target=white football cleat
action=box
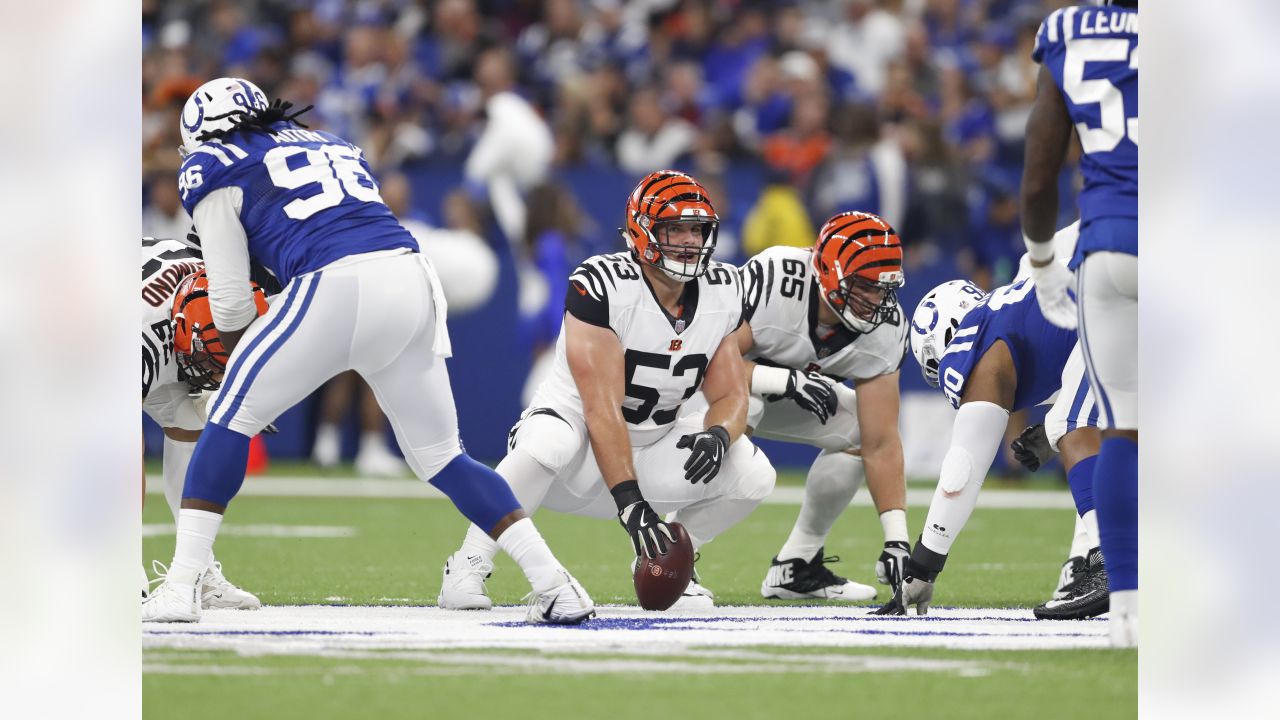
[142,568,205,623]
[761,549,878,601]
[201,560,262,610]
[140,565,150,600]
[525,569,595,625]
[669,574,715,610]
[438,552,494,610]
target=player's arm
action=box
[700,332,749,442]
[1019,64,1079,328]
[565,313,638,490]
[1020,65,1073,251]
[854,371,906,514]
[191,186,258,353]
[564,311,674,559]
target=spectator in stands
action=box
[808,103,908,229]
[616,85,698,175]
[142,173,191,241]
[464,46,555,246]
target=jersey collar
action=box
[807,277,860,359]
[641,268,700,335]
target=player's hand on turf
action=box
[875,541,911,587]
[873,574,935,616]
[617,499,676,559]
[1010,424,1053,472]
[766,369,838,424]
[1030,261,1078,329]
[676,425,730,484]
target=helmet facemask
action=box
[175,321,229,392]
[643,217,719,281]
[823,268,904,334]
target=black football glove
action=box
[676,425,731,484]
[765,369,838,424]
[1010,423,1054,472]
[611,480,675,559]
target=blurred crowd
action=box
[144,0,1083,292]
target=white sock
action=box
[1082,509,1100,551]
[1111,588,1138,617]
[879,508,908,545]
[459,523,500,564]
[1068,511,1091,558]
[359,430,386,456]
[168,509,223,586]
[777,451,864,561]
[161,436,197,523]
[495,518,563,594]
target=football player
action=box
[731,211,910,602]
[439,171,775,610]
[141,236,265,609]
[875,223,1109,619]
[1020,0,1138,646]
[143,78,592,625]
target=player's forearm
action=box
[1020,67,1073,247]
[704,392,747,443]
[582,406,639,489]
[862,437,906,513]
[194,187,259,332]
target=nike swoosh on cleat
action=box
[542,596,557,621]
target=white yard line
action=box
[145,475,1073,509]
[142,524,357,538]
[143,604,1108,655]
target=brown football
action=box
[633,522,695,611]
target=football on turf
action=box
[633,522,694,611]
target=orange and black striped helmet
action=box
[170,270,269,391]
[620,170,719,280]
[812,211,905,333]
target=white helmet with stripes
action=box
[909,279,985,388]
[180,77,269,155]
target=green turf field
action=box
[142,467,1135,719]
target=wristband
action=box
[751,364,792,396]
[708,425,730,449]
[609,479,644,512]
[1023,233,1055,263]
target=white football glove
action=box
[1029,260,1078,330]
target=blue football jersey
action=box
[936,278,1078,410]
[1033,5,1138,257]
[178,123,417,286]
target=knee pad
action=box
[938,445,974,495]
[508,408,582,473]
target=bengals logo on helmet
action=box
[619,170,720,281]
[812,211,905,334]
[170,270,269,391]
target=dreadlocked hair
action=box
[196,98,314,144]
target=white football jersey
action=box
[741,246,906,382]
[141,238,203,420]
[532,251,744,447]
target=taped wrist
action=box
[751,364,793,396]
[1023,233,1055,263]
[907,540,949,583]
[610,479,644,513]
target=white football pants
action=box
[205,250,463,480]
[1076,252,1138,431]
[500,401,777,548]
